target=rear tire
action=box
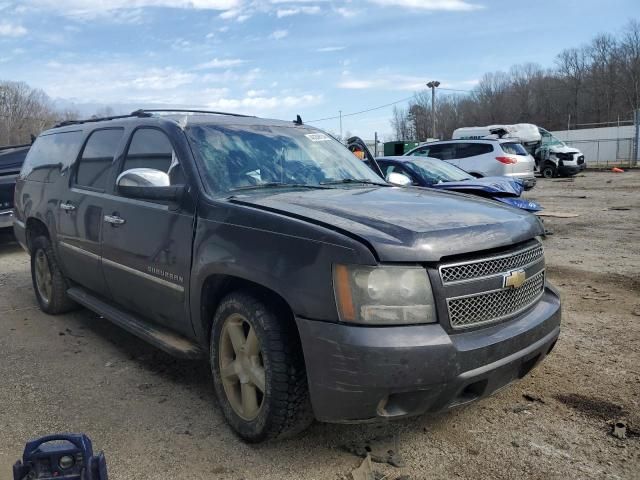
[541,164,557,179]
[210,292,313,442]
[30,236,76,314]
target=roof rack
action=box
[138,109,254,118]
[52,108,254,129]
[53,110,152,128]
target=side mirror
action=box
[386,172,412,186]
[116,168,184,202]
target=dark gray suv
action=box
[13,110,561,442]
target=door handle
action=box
[104,215,126,226]
[60,202,76,212]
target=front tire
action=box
[541,164,557,179]
[30,236,76,314]
[210,292,313,442]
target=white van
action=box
[452,124,586,178]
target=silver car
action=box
[405,139,536,189]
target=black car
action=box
[14,110,560,442]
[0,144,30,229]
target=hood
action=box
[549,144,580,154]
[430,176,524,197]
[229,186,543,262]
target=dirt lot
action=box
[0,170,638,480]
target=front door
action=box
[56,128,125,297]
[100,127,195,336]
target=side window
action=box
[122,128,183,184]
[410,147,431,157]
[75,129,123,190]
[434,144,456,160]
[456,143,493,159]
[381,162,417,184]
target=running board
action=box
[67,287,205,359]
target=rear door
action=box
[456,142,495,176]
[56,128,124,297]
[100,127,195,336]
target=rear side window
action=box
[501,142,528,156]
[455,143,493,159]
[21,131,83,183]
[430,144,457,160]
[122,128,174,173]
[75,129,123,190]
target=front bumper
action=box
[0,209,14,229]
[558,163,586,176]
[297,287,561,423]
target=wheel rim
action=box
[34,249,52,306]
[219,313,266,420]
[543,168,554,178]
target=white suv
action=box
[405,139,536,189]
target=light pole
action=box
[426,80,440,140]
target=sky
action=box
[0,0,638,139]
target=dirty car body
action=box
[14,112,560,437]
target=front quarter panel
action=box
[190,198,377,343]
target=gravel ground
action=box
[0,170,638,480]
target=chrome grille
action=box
[439,242,543,284]
[447,270,545,329]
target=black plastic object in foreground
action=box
[13,434,107,480]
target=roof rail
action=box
[53,110,152,128]
[138,108,254,118]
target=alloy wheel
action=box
[218,313,266,420]
[34,249,52,306]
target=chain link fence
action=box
[563,137,636,168]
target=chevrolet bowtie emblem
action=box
[503,269,527,289]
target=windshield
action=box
[539,128,566,147]
[407,157,474,184]
[186,124,384,194]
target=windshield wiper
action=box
[230,182,330,192]
[320,178,390,187]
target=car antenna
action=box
[293,115,303,125]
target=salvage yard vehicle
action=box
[0,144,30,229]
[452,124,586,179]
[14,110,561,442]
[347,137,541,212]
[405,138,537,189]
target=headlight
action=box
[333,264,436,325]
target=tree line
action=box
[391,19,640,141]
[0,81,116,146]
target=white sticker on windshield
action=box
[305,133,330,142]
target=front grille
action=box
[447,270,545,329]
[439,242,544,284]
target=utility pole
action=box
[339,110,343,141]
[426,81,440,140]
[374,131,378,156]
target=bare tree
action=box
[390,18,640,140]
[0,81,58,145]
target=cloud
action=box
[196,57,247,69]
[338,80,378,89]
[0,22,27,37]
[334,7,357,17]
[316,46,345,52]
[269,29,288,40]
[367,0,481,11]
[206,93,323,113]
[276,5,321,17]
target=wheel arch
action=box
[25,217,50,252]
[199,274,300,348]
